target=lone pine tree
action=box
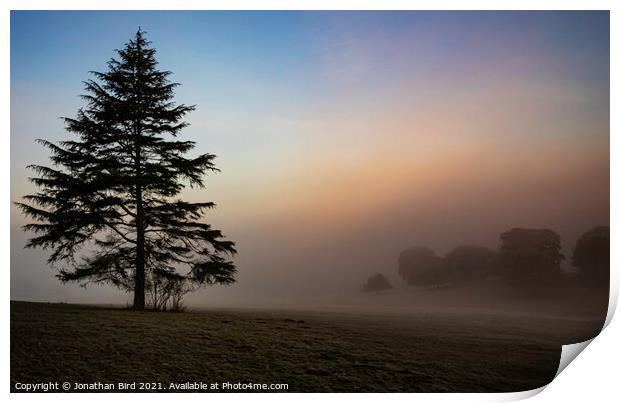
[17,29,237,310]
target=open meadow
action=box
[10,300,605,392]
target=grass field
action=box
[10,300,604,392]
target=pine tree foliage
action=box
[16,29,237,309]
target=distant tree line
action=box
[395,226,609,292]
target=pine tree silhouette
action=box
[16,29,237,310]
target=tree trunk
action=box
[133,112,145,310]
[133,186,146,310]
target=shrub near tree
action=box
[498,228,564,290]
[362,274,392,293]
[572,226,610,288]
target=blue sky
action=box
[11,11,609,106]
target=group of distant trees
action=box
[362,225,609,294]
[394,226,609,292]
[397,244,498,288]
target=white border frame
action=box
[3,2,617,402]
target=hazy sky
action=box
[10,11,609,307]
